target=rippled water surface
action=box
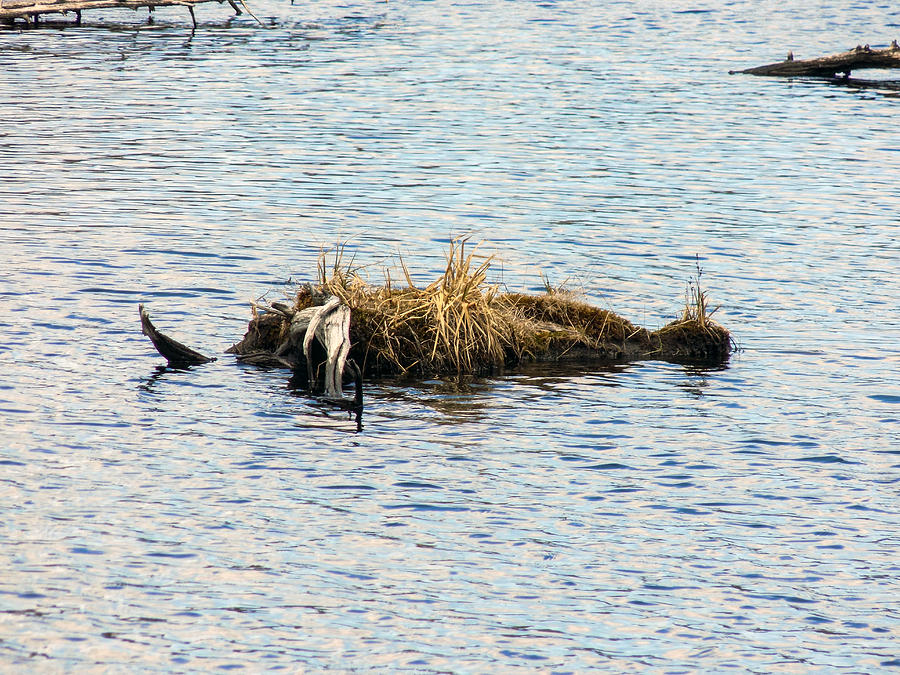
[2,0,900,671]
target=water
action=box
[2,0,900,671]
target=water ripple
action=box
[1,0,899,671]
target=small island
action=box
[141,241,733,419]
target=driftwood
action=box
[732,42,900,78]
[139,304,216,367]
[140,299,364,426]
[0,0,259,28]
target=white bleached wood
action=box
[302,296,348,396]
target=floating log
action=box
[732,42,900,78]
[0,0,255,28]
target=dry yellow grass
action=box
[651,256,732,362]
[306,239,518,376]
[249,240,734,376]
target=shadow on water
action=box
[138,356,728,428]
[674,362,730,398]
[359,361,643,422]
[137,363,197,393]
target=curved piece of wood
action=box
[732,42,900,77]
[322,304,351,399]
[275,306,322,361]
[139,304,216,367]
[302,296,344,394]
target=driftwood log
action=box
[732,42,900,80]
[0,0,258,28]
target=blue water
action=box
[2,0,900,671]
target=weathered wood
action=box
[732,42,900,77]
[0,0,263,26]
[227,300,348,390]
[1,0,214,19]
[140,300,363,427]
[139,304,216,367]
[141,299,355,396]
[301,296,352,399]
[275,307,316,360]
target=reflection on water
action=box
[2,0,900,671]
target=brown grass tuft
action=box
[652,256,732,362]
[243,243,735,375]
[318,238,520,376]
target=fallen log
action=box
[731,41,900,78]
[0,0,259,29]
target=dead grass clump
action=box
[500,292,651,347]
[318,239,521,376]
[651,257,732,361]
[225,242,734,375]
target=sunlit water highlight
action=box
[2,0,899,671]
